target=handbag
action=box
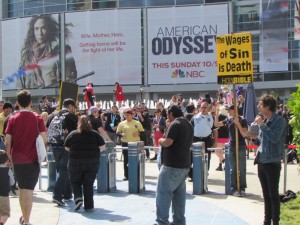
[36,116,47,163]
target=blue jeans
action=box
[258,163,281,225]
[229,145,247,191]
[52,146,72,200]
[68,159,99,210]
[156,166,189,225]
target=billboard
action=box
[147,5,228,85]
[1,10,142,90]
[216,33,253,84]
[65,9,142,86]
[259,0,289,72]
[1,14,71,90]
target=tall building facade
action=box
[0,0,297,103]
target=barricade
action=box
[128,141,145,193]
[47,150,56,192]
[224,144,231,195]
[192,142,207,195]
[97,141,117,193]
[207,145,231,195]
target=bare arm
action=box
[158,137,173,148]
[5,134,12,160]
[98,127,112,141]
[99,144,105,151]
[40,131,48,144]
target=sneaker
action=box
[52,198,66,206]
[84,207,94,212]
[215,166,223,171]
[74,201,83,211]
[240,191,246,197]
[233,191,239,196]
[150,155,157,161]
[63,198,73,202]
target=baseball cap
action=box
[63,98,77,108]
[124,109,134,115]
[90,106,99,114]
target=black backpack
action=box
[47,112,69,145]
[287,148,299,164]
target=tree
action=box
[287,84,300,152]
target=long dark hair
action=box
[20,15,72,66]
[78,115,92,133]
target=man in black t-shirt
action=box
[46,98,78,206]
[101,105,121,146]
[154,105,193,225]
[88,106,111,141]
[215,104,248,197]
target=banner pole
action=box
[233,84,240,193]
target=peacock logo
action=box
[171,69,185,78]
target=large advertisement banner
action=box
[1,14,67,90]
[147,5,228,85]
[216,33,253,84]
[259,0,289,72]
[65,9,142,86]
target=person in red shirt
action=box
[114,82,125,108]
[5,89,47,225]
[83,82,94,109]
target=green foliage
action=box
[280,194,300,225]
[287,84,300,149]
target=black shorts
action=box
[14,162,40,190]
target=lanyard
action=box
[111,114,116,124]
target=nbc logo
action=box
[171,69,185,78]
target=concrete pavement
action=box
[6,151,300,225]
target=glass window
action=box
[24,7,43,16]
[24,0,44,8]
[205,0,229,3]
[176,0,204,5]
[8,10,24,18]
[264,72,291,81]
[253,73,263,82]
[45,5,66,13]
[8,2,23,11]
[292,72,300,80]
[146,0,174,7]
[44,0,66,5]
[92,1,117,9]
[119,0,145,8]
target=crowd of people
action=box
[0,87,292,225]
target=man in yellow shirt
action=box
[0,103,13,136]
[117,109,144,180]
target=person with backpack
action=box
[46,98,78,206]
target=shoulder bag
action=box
[36,115,47,163]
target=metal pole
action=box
[233,84,240,193]
[192,142,205,195]
[224,143,232,195]
[283,147,288,194]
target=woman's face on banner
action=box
[34,18,47,44]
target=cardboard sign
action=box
[216,33,253,84]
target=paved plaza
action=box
[6,151,300,225]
